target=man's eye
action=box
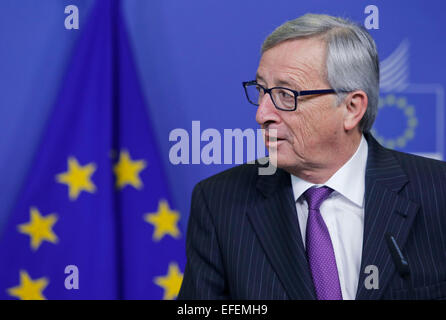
[278,90,293,99]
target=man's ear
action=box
[343,90,368,131]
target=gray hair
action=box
[262,14,379,133]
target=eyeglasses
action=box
[242,80,343,111]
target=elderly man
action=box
[178,14,446,300]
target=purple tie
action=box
[304,186,343,300]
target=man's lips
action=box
[265,135,285,142]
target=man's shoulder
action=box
[190,159,276,213]
[389,148,446,172]
[386,148,446,188]
[367,132,446,175]
[196,158,268,191]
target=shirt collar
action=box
[290,135,368,208]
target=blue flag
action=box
[0,0,185,299]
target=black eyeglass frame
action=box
[242,80,348,111]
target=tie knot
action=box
[303,186,333,210]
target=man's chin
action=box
[275,158,293,170]
[267,150,294,171]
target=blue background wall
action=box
[1,0,445,233]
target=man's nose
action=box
[255,93,280,125]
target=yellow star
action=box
[144,200,180,241]
[7,270,49,300]
[154,262,183,300]
[113,150,146,190]
[56,157,96,200]
[18,207,58,251]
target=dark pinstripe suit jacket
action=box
[178,133,446,300]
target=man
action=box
[178,14,446,300]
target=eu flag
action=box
[0,0,185,299]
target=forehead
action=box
[257,37,327,87]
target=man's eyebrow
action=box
[255,73,301,90]
[275,79,299,89]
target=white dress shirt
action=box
[290,135,368,300]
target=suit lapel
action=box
[355,134,420,299]
[247,168,316,299]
